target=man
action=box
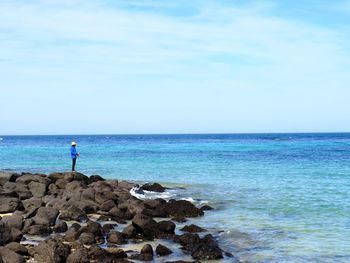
[70,142,80,171]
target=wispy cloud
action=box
[0,0,349,133]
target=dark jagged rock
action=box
[181,224,206,233]
[79,232,96,245]
[80,221,103,239]
[53,221,67,233]
[59,205,87,222]
[107,231,127,245]
[102,223,116,233]
[162,200,204,218]
[141,183,167,193]
[0,222,12,245]
[158,220,176,234]
[190,234,223,260]
[66,248,89,263]
[122,224,138,238]
[200,205,213,211]
[129,244,153,261]
[88,175,105,184]
[156,244,173,256]
[176,233,201,251]
[100,200,117,212]
[132,214,159,239]
[27,225,52,236]
[141,244,153,255]
[34,239,70,263]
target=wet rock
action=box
[132,214,159,239]
[33,207,59,226]
[157,220,176,234]
[102,223,117,233]
[0,247,24,263]
[28,181,47,198]
[141,244,153,255]
[105,247,128,259]
[79,232,96,245]
[107,231,127,245]
[22,219,34,234]
[87,244,107,260]
[191,234,223,260]
[34,239,70,263]
[53,221,67,233]
[66,248,89,263]
[176,233,201,251]
[129,253,153,261]
[64,227,79,242]
[122,224,138,239]
[171,217,187,223]
[141,183,166,193]
[4,242,28,255]
[155,244,173,256]
[0,197,20,213]
[27,225,52,236]
[163,200,204,218]
[180,224,205,233]
[1,214,23,230]
[200,205,213,211]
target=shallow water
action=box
[1,133,350,262]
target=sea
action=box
[0,133,349,262]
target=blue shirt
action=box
[70,146,78,159]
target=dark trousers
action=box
[72,158,77,171]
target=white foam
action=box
[130,186,176,200]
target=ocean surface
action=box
[0,133,349,262]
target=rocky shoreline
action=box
[0,171,234,263]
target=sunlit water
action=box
[1,133,350,262]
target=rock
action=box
[100,200,117,212]
[59,205,87,222]
[1,214,23,230]
[105,247,127,259]
[34,239,70,263]
[66,248,89,263]
[157,220,176,234]
[4,242,28,255]
[0,222,12,245]
[131,214,159,239]
[94,191,118,205]
[141,244,153,255]
[87,175,105,184]
[200,205,213,211]
[176,233,201,251]
[180,224,205,233]
[28,182,47,198]
[78,232,96,245]
[87,245,107,260]
[16,174,50,186]
[80,221,103,240]
[171,217,187,223]
[163,200,204,218]
[155,244,173,256]
[55,179,68,189]
[102,223,116,233]
[0,173,17,186]
[0,198,20,213]
[0,247,24,263]
[48,173,65,182]
[53,221,67,233]
[9,228,22,243]
[33,207,59,226]
[129,253,153,261]
[64,227,79,242]
[191,234,223,260]
[141,183,166,193]
[27,225,52,236]
[122,224,138,238]
[22,197,42,214]
[22,219,34,234]
[107,231,127,245]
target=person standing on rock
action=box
[70,142,80,171]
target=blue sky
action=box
[1,0,350,135]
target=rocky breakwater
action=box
[0,171,232,263]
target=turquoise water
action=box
[1,133,350,262]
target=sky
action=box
[0,0,350,135]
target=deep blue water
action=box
[1,133,350,262]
